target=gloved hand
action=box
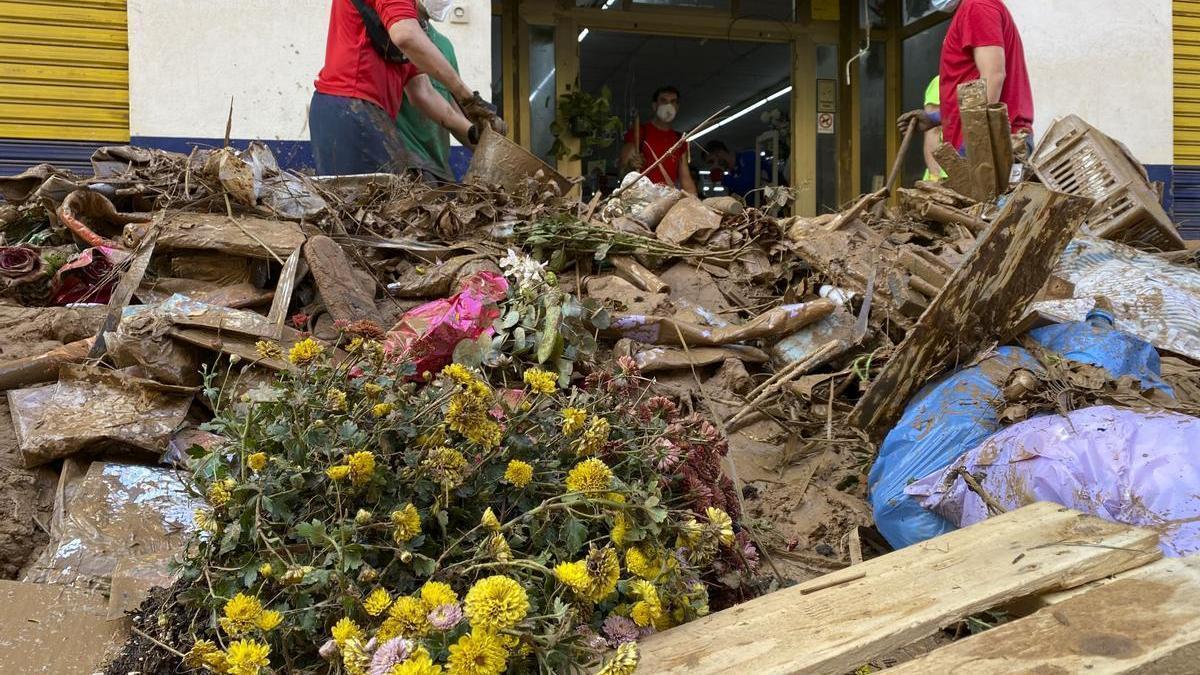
[628,152,645,171]
[459,92,508,137]
[896,109,940,135]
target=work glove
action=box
[459,92,508,137]
[896,109,940,135]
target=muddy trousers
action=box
[309,92,446,181]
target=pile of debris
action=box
[0,105,1194,673]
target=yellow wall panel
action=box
[1176,0,1200,164]
[0,0,129,142]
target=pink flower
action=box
[369,638,413,675]
[602,614,639,647]
[290,312,310,329]
[427,603,463,630]
[347,366,366,379]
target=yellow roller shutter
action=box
[1177,0,1200,165]
[0,0,129,142]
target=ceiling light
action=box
[691,85,792,141]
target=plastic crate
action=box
[1033,116,1185,251]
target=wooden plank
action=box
[849,183,1093,439]
[88,231,156,359]
[888,557,1200,674]
[267,247,302,340]
[152,212,305,260]
[635,503,1160,675]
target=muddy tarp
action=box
[8,365,194,467]
[0,579,129,673]
[23,461,198,589]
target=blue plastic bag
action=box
[869,313,1174,549]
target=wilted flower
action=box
[480,507,501,531]
[561,407,586,436]
[247,452,267,472]
[391,504,422,543]
[522,367,557,395]
[602,614,639,646]
[597,642,639,675]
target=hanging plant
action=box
[549,86,623,161]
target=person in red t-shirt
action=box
[310,0,505,178]
[898,0,1033,157]
[619,86,698,195]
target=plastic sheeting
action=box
[1031,236,1200,361]
[383,271,509,379]
[1027,310,1175,396]
[908,406,1200,557]
[869,315,1175,549]
[867,347,1040,549]
[23,460,199,588]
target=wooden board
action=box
[849,183,1093,439]
[888,556,1200,674]
[635,503,1160,675]
[154,212,305,259]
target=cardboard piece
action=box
[0,580,130,674]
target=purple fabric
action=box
[907,405,1200,556]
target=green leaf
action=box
[564,516,587,554]
[341,544,364,570]
[295,519,327,544]
[219,521,243,555]
[502,309,520,329]
[411,554,437,577]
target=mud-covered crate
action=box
[1032,115,1185,251]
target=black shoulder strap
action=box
[349,0,409,64]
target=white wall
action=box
[128,0,492,142]
[1006,0,1173,165]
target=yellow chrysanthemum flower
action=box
[610,511,629,546]
[480,507,501,532]
[625,545,664,580]
[565,458,613,494]
[254,609,282,632]
[630,579,663,628]
[372,402,394,418]
[597,642,639,675]
[420,580,459,610]
[447,630,508,675]
[446,388,501,449]
[342,636,371,675]
[331,616,363,646]
[484,533,512,562]
[522,368,557,395]
[463,576,529,632]
[247,452,267,472]
[576,416,611,456]
[219,593,263,637]
[679,518,704,546]
[254,340,282,360]
[258,562,273,578]
[206,478,236,508]
[195,508,220,533]
[502,459,533,488]
[422,446,469,488]
[391,504,422,543]
[288,337,324,365]
[554,547,620,602]
[183,639,222,670]
[347,451,376,486]
[561,407,587,436]
[363,382,384,399]
[326,388,347,411]
[364,588,392,616]
[706,506,735,546]
[383,596,432,639]
[416,425,447,448]
[225,639,271,675]
[389,646,444,675]
[327,465,351,481]
[441,363,476,386]
[347,336,365,353]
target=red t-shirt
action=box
[624,122,688,187]
[314,0,421,118]
[940,0,1033,150]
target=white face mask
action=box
[655,103,678,124]
[421,0,453,22]
[930,0,961,12]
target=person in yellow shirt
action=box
[922,77,949,182]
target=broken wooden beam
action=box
[304,235,383,325]
[849,183,1093,439]
[887,556,1200,674]
[635,503,1160,675]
